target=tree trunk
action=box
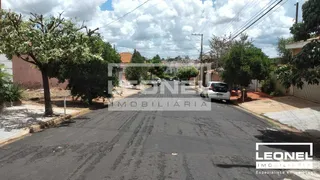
[40,69,53,116]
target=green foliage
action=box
[290,23,310,41]
[177,66,198,80]
[131,49,145,63]
[147,54,167,79]
[289,0,319,41]
[209,34,233,67]
[261,78,275,94]
[151,54,161,63]
[222,35,270,87]
[56,35,121,104]
[125,50,147,86]
[0,65,11,103]
[276,40,320,89]
[277,37,293,64]
[0,10,100,115]
[65,58,114,104]
[0,65,22,103]
[277,0,320,89]
[3,84,23,102]
[270,90,284,97]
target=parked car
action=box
[200,81,230,102]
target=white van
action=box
[200,81,231,102]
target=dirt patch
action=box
[22,88,71,101]
[231,91,274,103]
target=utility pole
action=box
[192,33,205,87]
[295,2,299,24]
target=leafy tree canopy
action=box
[57,35,121,104]
[276,0,320,89]
[125,49,147,85]
[222,35,270,87]
[277,37,293,64]
[290,0,320,41]
[0,10,99,115]
[177,66,199,80]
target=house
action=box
[119,52,133,86]
[285,36,320,103]
[0,55,66,89]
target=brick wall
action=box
[12,56,67,89]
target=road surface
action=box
[0,81,303,180]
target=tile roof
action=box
[120,52,132,63]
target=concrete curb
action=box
[0,86,147,146]
[29,108,91,133]
[232,103,301,132]
[0,128,30,147]
[0,108,91,146]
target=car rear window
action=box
[211,83,229,92]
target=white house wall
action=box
[293,82,320,103]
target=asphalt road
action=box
[0,81,304,180]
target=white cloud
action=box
[2,0,299,58]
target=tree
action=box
[151,54,161,63]
[148,54,166,79]
[0,65,11,104]
[56,35,121,104]
[277,37,293,64]
[125,49,147,86]
[222,35,270,96]
[276,0,320,89]
[177,66,199,80]
[0,10,97,116]
[209,34,233,68]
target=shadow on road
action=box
[255,129,320,159]
[216,164,256,168]
[55,120,76,128]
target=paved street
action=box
[0,82,303,180]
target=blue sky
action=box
[100,0,114,11]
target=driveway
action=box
[0,81,304,180]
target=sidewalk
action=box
[0,104,83,146]
[0,85,148,146]
[237,95,320,180]
[238,96,320,134]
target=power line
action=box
[231,0,283,40]
[224,0,260,34]
[253,0,289,27]
[231,0,279,38]
[100,0,152,28]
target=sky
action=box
[2,0,305,59]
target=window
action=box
[211,83,229,92]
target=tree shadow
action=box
[55,120,76,128]
[255,129,320,159]
[35,99,107,110]
[0,109,53,131]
